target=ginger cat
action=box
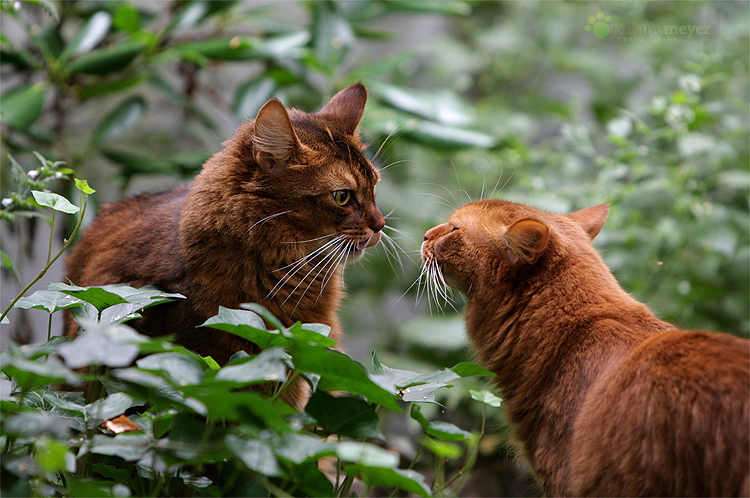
[421,199,749,496]
[64,84,384,410]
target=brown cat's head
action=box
[183,84,384,269]
[420,200,609,298]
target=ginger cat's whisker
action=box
[247,210,294,234]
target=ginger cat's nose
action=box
[424,223,452,241]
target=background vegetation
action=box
[1,1,748,496]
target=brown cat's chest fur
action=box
[422,200,749,496]
[64,84,384,409]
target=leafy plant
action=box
[1,283,496,497]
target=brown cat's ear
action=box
[253,99,300,175]
[566,203,609,240]
[503,219,549,265]
[316,83,367,136]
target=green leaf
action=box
[67,479,132,498]
[336,441,399,468]
[31,190,79,214]
[14,290,85,314]
[78,73,147,101]
[369,82,472,126]
[90,433,152,461]
[48,283,130,312]
[422,436,463,459]
[35,438,75,473]
[201,306,279,349]
[84,392,134,429]
[469,389,503,407]
[1,352,80,388]
[75,178,96,195]
[345,465,431,497]
[305,391,383,439]
[384,0,471,16]
[60,11,112,61]
[66,39,147,76]
[92,96,146,145]
[225,434,283,477]
[0,83,45,129]
[410,404,473,441]
[3,411,75,439]
[213,347,287,384]
[58,326,141,369]
[240,303,285,331]
[450,362,495,378]
[101,148,173,176]
[289,342,401,412]
[405,121,497,149]
[175,37,260,61]
[234,77,276,120]
[137,353,204,386]
[271,432,336,465]
[113,3,141,33]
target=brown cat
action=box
[64,84,384,409]
[421,199,749,496]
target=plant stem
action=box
[47,209,55,265]
[271,370,300,404]
[1,193,89,323]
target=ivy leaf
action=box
[410,404,473,441]
[336,441,399,468]
[305,391,383,440]
[270,432,336,465]
[14,290,84,314]
[90,433,152,461]
[31,191,79,214]
[225,434,283,477]
[201,306,282,349]
[290,342,401,412]
[469,389,503,407]
[213,347,287,385]
[137,353,204,386]
[345,465,431,498]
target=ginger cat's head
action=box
[421,200,609,297]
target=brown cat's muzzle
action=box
[356,231,382,251]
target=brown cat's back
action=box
[572,329,750,496]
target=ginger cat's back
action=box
[421,199,749,496]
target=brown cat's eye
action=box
[333,190,352,206]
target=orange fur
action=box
[422,199,749,496]
[64,84,384,410]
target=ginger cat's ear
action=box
[317,83,367,135]
[503,219,549,265]
[253,99,299,175]
[566,203,609,240]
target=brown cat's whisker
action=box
[372,126,402,162]
[247,210,294,234]
[268,234,348,300]
[286,237,352,309]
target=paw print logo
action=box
[585,12,611,38]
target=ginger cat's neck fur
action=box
[65,84,384,410]
[422,200,749,496]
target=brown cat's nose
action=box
[370,207,385,233]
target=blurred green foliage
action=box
[2,0,748,495]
